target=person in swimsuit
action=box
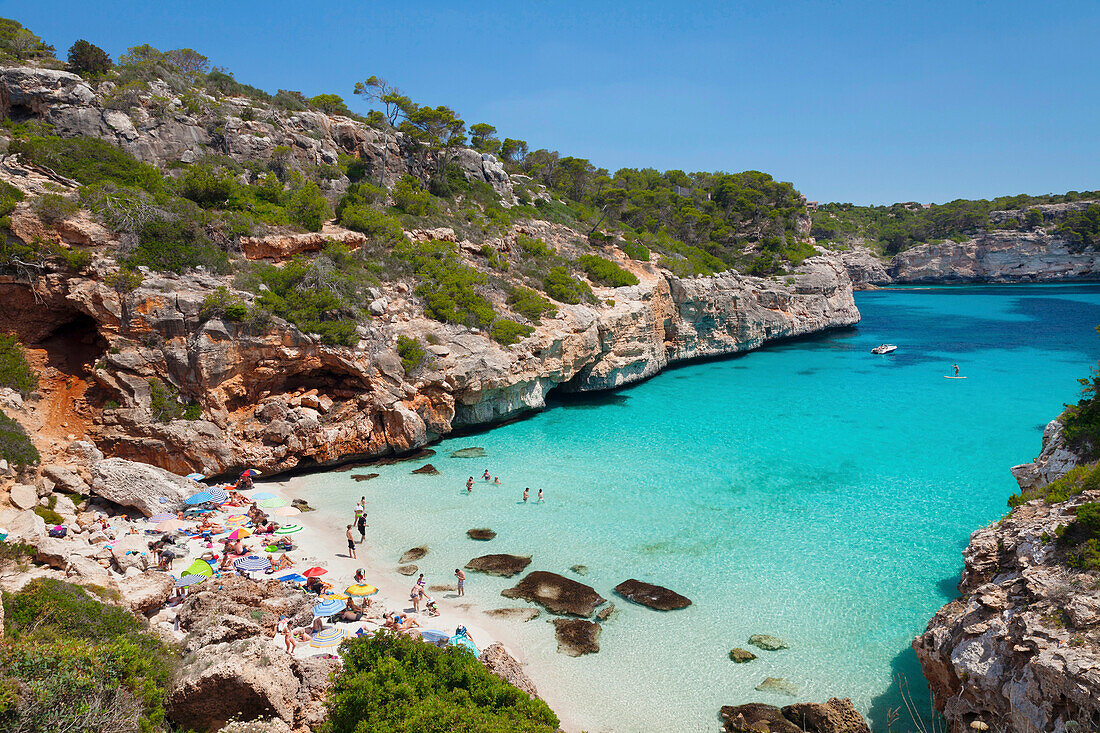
[522,487,529,503]
[410,585,422,613]
[537,488,543,503]
[953,363,959,377]
[356,512,367,543]
[277,615,296,653]
[345,525,357,559]
[455,568,465,597]
[483,469,490,481]
[493,476,501,484]
[466,477,474,493]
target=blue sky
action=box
[9,0,1099,204]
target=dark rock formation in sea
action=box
[399,546,428,563]
[465,554,532,577]
[721,698,870,733]
[613,578,691,610]
[411,464,439,475]
[749,633,789,651]
[485,607,541,622]
[467,528,496,540]
[729,648,757,663]
[501,571,606,616]
[551,618,601,656]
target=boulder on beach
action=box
[749,634,789,651]
[755,677,799,697]
[569,564,588,576]
[466,554,532,577]
[449,447,486,458]
[411,463,439,475]
[781,699,870,733]
[551,618,601,656]
[291,498,313,512]
[399,546,428,563]
[729,648,757,663]
[613,579,691,610]
[501,571,606,617]
[396,564,418,576]
[479,642,539,697]
[90,457,195,516]
[485,607,541,622]
[720,703,803,733]
[351,473,379,482]
[467,528,496,541]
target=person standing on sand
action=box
[410,585,422,613]
[345,525,357,559]
[455,568,465,597]
[522,487,529,503]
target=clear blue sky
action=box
[10,0,1100,205]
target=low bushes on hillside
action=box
[10,135,163,192]
[576,254,639,287]
[0,410,38,467]
[0,333,37,397]
[542,266,592,305]
[507,286,556,323]
[396,335,426,372]
[325,631,558,733]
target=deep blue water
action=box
[300,284,1100,732]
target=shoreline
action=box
[265,475,586,732]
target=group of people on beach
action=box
[344,496,369,560]
[465,470,544,503]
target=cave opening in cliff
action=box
[3,103,35,123]
[36,313,109,379]
[280,367,369,399]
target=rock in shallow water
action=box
[781,699,870,733]
[613,578,691,610]
[467,528,496,540]
[399,546,428,563]
[465,554,532,577]
[501,571,606,617]
[749,633,789,651]
[720,703,803,733]
[755,677,799,697]
[449,447,486,458]
[569,564,588,575]
[396,564,418,576]
[729,648,757,663]
[411,463,439,475]
[351,473,379,482]
[479,642,539,696]
[485,607,541,622]
[551,618,601,656]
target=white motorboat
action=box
[871,344,897,355]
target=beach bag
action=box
[48,525,67,538]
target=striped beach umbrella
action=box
[309,627,346,648]
[272,506,300,517]
[233,555,270,573]
[184,491,213,505]
[207,487,229,503]
[174,574,206,588]
[186,473,205,481]
[148,513,175,523]
[312,598,346,617]
[276,572,307,583]
[321,592,348,601]
[345,584,378,597]
[240,469,261,478]
[259,497,287,509]
[226,528,252,540]
[275,524,302,535]
[224,515,248,527]
[250,492,276,501]
[155,519,190,532]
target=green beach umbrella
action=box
[260,497,287,509]
[275,524,302,535]
[181,559,213,577]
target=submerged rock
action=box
[781,699,870,733]
[450,447,486,458]
[755,677,799,697]
[720,703,803,733]
[467,528,496,540]
[351,473,379,482]
[399,546,428,563]
[749,633,789,651]
[613,578,691,610]
[465,554,532,577]
[290,498,313,512]
[595,603,616,621]
[729,648,757,663]
[485,607,540,622]
[569,564,588,576]
[501,571,606,617]
[551,618,601,656]
[395,564,418,576]
[411,463,439,475]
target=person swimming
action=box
[522,487,529,503]
[493,476,501,484]
[483,469,490,481]
[537,488,543,503]
[466,476,474,493]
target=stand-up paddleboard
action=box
[944,375,967,379]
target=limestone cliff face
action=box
[913,420,1100,733]
[0,250,858,477]
[889,230,1100,283]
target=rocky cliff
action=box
[912,419,1100,733]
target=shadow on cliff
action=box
[865,645,945,733]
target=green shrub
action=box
[491,319,534,346]
[397,240,496,328]
[1062,362,1100,458]
[576,254,639,287]
[1008,461,1100,507]
[9,135,162,192]
[507,286,556,323]
[0,579,173,732]
[0,410,38,467]
[200,286,249,321]
[287,182,330,231]
[623,241,650,261]
[147,377,185,423]
[543,266,593,305]
[341,204,404,242]
[392,175,436,216]
[396,335,426,373]
[325,631,558,733]
[0,181,24,217]
[517,234,553,259]
[33,505,63,525]
[32,193,78,223]
[0,334,37,397]
[125,203,230,273]
[179,163,235,207]
[67,39,112,77]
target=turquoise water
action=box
[300,284,1100,732]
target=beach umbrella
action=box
[321,592,349,601]
[312,598,346,617]
[174,574,206,588]
[224,515,249,527]
[186,473,205,481]
[184,491,213,505]
[222,506,248,516]
[309,627,346,648]
[227,528,252,540]
[181,559,213,577]
[207,487,229,503]
[345,584,378,597]
[147,513,175,523]
[233,555,271,573]
[302,566,327,578]
[272,506,300,517]
[276,572,307,583]
[275,524,302,535]
[155,519,190,532]
[250,492,276,501]
[259,497,287,509]
[240,469,261,478]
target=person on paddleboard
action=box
[953,363,959,377]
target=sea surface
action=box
[300,284,1100,732]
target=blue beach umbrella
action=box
[233,555,271,573]
[250,492,276,501]
[174,574,207,588]
[309,627,347,648]
[276,572,307,583]
[312,598,346,617]
[207,487,228,503]
[186,473,205,481]
[184,491,213,505]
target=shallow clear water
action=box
[299,284,1100,732]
